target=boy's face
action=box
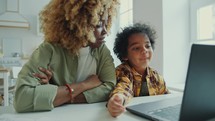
[126,33,153,71]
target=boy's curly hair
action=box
[39,0,119,54]
[114,23,157,62]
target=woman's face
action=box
[126,33,153,73]
[89,17,108,48]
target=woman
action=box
[14,0,119,112]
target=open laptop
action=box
[126,44,215,121]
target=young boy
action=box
[107,23,170,117]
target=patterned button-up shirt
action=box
[110,62,169,104]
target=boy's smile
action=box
[126,33,153,74]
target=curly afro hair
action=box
[39,0,119,54]
[114,23,157,62]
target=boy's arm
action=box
[109,67,133,105]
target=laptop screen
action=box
[179,44,215,121]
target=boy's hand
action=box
[107,94,125,117]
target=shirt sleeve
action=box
[14,42,58,112]
[109,65,134,104]
[83,44,116,103]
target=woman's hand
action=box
[32,66,52,84]
[82,75,102,90]
[107,94,125,117]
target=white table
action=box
[0,93,182,121]
[0,68,10,106]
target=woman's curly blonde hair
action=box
[39,0,119,54]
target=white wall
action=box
[0,0,51,58]
[133,0,191,84]
[163,0,190,83]
[0,0,6,13]
[133,0,164,74]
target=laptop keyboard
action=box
[148,104,181,121]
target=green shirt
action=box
[14,42,116,112]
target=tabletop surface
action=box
[0,93,183,121]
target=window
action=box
[197,4,214,40]
[190,0,215,43]
[119,0,133,29]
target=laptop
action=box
[126,44,215,121]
